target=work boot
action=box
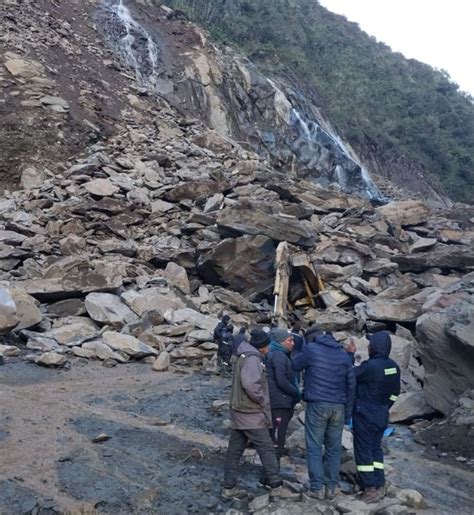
[326,486,341,500]
[305,488,325,501]
[222,486,247,500]
[360,486,384,504]
[269,485,301,501]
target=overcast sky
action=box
[319,0,474,96]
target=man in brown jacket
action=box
[223,328,292,500]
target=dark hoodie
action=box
[354,331,401,410]
[266,341,300,409]
[292,332,355,421]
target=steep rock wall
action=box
[95,0,385,200]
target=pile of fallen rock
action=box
[241,486,427,515]
[0,61,473,454]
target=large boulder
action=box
[365,299,423,323]
[390,392,436,422]
[152,351,171,372]
[304,307,355,331]
[85,293,138,327]
[21,166,47,190]
[0,230,27,246]
[217,205,315,246]
[0,345,21,357]
[85,178,119,197]
[164,262,190,294]
[165,180,230,202]
[212,288,258,312]
[81,341,129,363]
[165,308,218,333]
[0,287,19,334]
[4,58,44,79]
[390,335,412,370]
[121,288,186,317]
[197,235,275,294]
[48,299,86,317]
[394,245,474,272]
[103,331,158,358]
[12,258,123,301]
[376,200,429,226]
[9,289,42,330]
[36,352,67,368]
[416,304,474,414]
[46,319,99,347]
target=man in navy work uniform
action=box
[292,325,355,500]
[348,331,401,504]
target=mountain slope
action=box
[163,0,474,203]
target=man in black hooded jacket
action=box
[266,328,300,464]
[348,331,401,504]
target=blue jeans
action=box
[305,402,345,491]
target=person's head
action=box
[227,324,234,333]
[222,314,231,325]
[249,327,271,356]
[272,328,294,353]
[367,331,392,358]
[239,327,246,334]
[305,324,323,342]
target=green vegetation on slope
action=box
[163,0,474,202]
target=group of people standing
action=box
[214,316,401,504]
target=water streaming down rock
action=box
[95,1,385,201]
[289,108,383,200]
[98,0,160,88]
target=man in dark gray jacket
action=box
[223,328,295,500]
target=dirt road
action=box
[1,360,473,514]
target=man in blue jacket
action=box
[266,328,301,465]
[292,325,356,500]
[348,332,401,504]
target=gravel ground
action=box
[1,360,473,514]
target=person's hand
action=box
[346,337,356,354]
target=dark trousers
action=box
[218,341,232,365]
[270,408,294,463]
[223,428,282,489]
[353,412,385,489]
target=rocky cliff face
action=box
[96,0,389,202]
[1,0,473,466]
[0,0,455,208]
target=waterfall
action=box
[98,0,160,88]
[290,108,384,200]
[95,2,385,202]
